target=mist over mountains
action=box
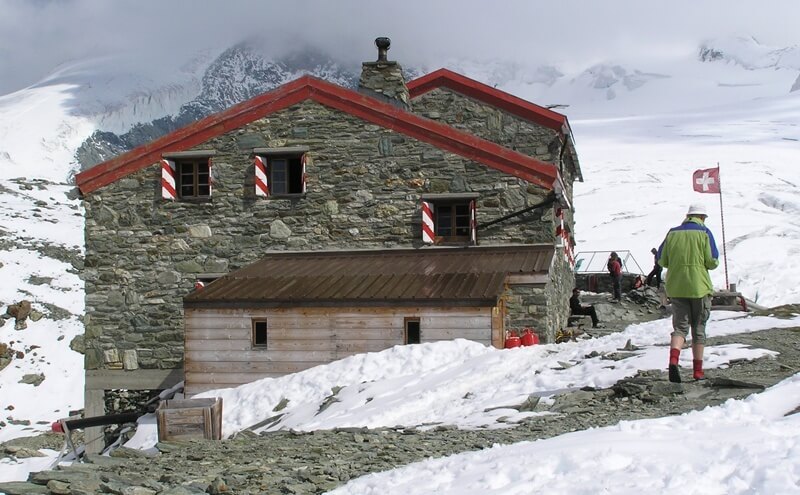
[75,40,388,170]
[70,35,800,173]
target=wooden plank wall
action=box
[185,306,492,396]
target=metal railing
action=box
[573,250,646,275]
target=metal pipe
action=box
[375,37,391,62]
[478,195,556,229]
[63,412,141,430]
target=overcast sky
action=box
[1,0,799,95]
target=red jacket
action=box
[609,259,622,277]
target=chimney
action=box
[358,37,411,110]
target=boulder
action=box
[6,300,32,322]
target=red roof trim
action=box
[76,75,558,194]
[407,68,569,134]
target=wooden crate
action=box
[156,397,223,442]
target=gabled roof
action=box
[407,68,571,136]
[76,75,559,195]
[184,244,554,308]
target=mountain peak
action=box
[699,36,800,71]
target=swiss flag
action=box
[692,167,720,194]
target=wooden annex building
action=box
[184,245,554,395]
[75,38,582,451]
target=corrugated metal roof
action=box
[184,245,554,308]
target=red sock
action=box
[669,348,680,366]
[693,359,704,380]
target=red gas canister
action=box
[520,328,539,346]
[504,330,521,349]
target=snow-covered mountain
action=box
[75,40,368,170]
[699,36,800,71]
[0,34,799,452]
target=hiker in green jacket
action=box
[657,204,720,383]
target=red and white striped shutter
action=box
[555,207,574,265]
[556,207,565,249]
[469,199,477,245]
[254,156,269,197]
[301,153,308,193]
[563,225,574,265]
[161,159,177,200]
[207,156,213,196]
[421,200,434,244]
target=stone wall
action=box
[412,88,562,168]
[503,253,574,343]
[412,87,577,248]
[83,99,571,370]
[575,273,645,294]
[414,87,578,341]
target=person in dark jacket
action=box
[645,247,663,287]
[569,288,601,328]
[607,252,623,302]
[658,204,719,383]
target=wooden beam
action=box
[506,274,549,285]
[85,369,184,391]
[491,304,505,349]
[83,389,105,454]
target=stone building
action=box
[75,39,582,450]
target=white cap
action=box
[686,204,707,217]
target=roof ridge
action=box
[407,68,570,135]
[76,75,559,194]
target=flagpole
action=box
[717,162,730,290]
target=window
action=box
[404,318,420,344]
[253,148,308,197]
[177,159,211,199]
[421,194,478,245]
[160,152,214,201]
[269,156,303,195]
[252,319,268,348]
[435,202,471,241]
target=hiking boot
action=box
[693,360,705,380]
[668,364,681,383]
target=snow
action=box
[186,312,790,437]
[1,30,800,492]
[0,180,85,448]
[0,53,211,182]
[118,312,800,494]
[324,375,800,495]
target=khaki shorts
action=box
[670,295,712,344]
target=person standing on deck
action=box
[607,252,623,302]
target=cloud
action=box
[1,0,799,95]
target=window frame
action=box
[434,201,472,243]
[422,193,479,246]
[252,319,268,349]
[253,147,309,198]
[176,158,212,200]
[267,155,304,196]
[404,317,421,345]
[161,151,215,202]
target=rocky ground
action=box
[1,298,798,495]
